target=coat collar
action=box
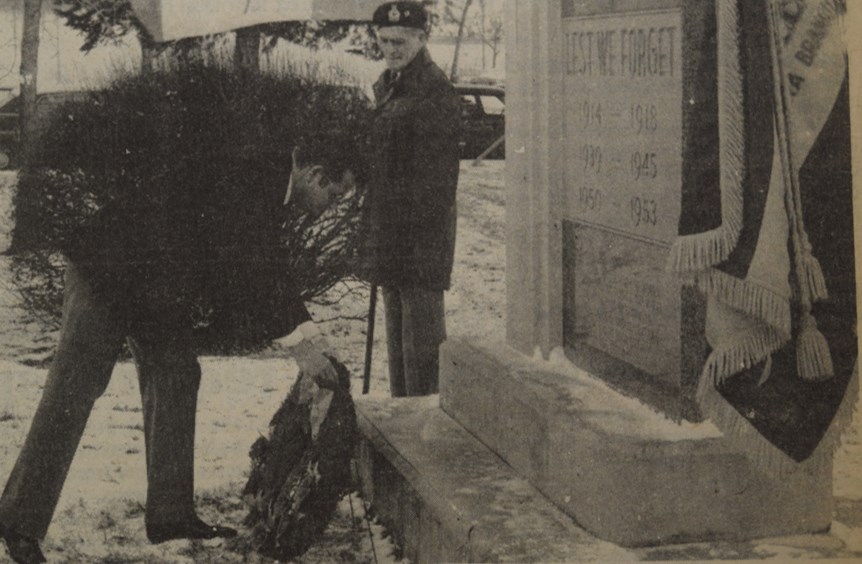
[373,47,434,108]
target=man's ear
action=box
[291,146,303,171]
[332,170,356,197]
[341,170,356,189]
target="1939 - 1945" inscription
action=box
[564,9,682,244]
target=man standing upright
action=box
[362,1,460,397]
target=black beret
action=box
[372,2,429,31]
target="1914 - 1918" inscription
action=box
[564,9,682,245]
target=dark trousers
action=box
[0,263,201,539]
[382,286,446,397]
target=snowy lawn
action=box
[2,161,862,561]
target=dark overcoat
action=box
[361,48,460,291]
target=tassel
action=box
[796,313,834,381]
[802,245,829,303]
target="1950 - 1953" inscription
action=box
[564,9,682,245]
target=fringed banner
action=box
[667,0,745,274]
[670,0,857,475]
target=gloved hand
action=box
[291,336,340,390]
[290,336,341,440]
[294,344,338,388]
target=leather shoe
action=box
[0,523,46,564]
[146,517,238,544]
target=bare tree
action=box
[443,0,473,82]
[234,26,261,71]
[19,0,42,166]
[482,13,502,69]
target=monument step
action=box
[354,395,635,563]
[439,338,833,547]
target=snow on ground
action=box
[2,161,862,561]
[0,356,399,563]
[0,170,14,251]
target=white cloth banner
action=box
[130,0,385,42]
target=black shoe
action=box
[146,517,238,544]
[0,524,46,564]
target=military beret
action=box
[372,2,429,31]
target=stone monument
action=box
[356,0,854,558]
[559,2,707,420]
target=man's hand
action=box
[282,321,338,388]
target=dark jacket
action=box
[361,48,460,290]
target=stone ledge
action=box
[354,395,635,562]
[439,338,833,547]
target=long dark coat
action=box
[361,48,460,291]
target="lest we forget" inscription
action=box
[561,7,705,420]
[563,10,682,243]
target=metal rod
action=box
[362,284,378,395]
[472,133,505,166]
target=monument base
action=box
[438,338,833,547]
[355,396,633,562]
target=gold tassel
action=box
[797,312,834,381]
[802,244,829,303]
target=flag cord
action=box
[765,0,833,381]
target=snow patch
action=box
[527,347,723,441]
[0,170,16,253]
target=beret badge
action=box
[373,2,428,30]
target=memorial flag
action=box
[669,0,856,475]
[129,0,384,43]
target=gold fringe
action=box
[692,269,792,338]
[701,324,787,385]
[668,0,745,274]
[698,359,858,480]
[796,313,835,381]
[667,220,740,273]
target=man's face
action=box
[290,166,355,218]
[376,27,427,71]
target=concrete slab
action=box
[355,395,636,563]
[439,338,833,547]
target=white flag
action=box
[130,0,385,42]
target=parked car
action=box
[455,84,504,160]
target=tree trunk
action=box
[449,0,473,82]
[235,26,261,72]
[19,0,42,167]
[480,0,486,70]
[140,40,155,74]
